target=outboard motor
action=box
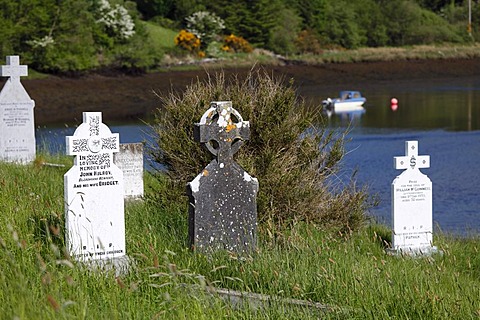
[322,98,334,117]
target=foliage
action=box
[204,0,283,48]
[267,8,302,55]
[185,11,225,48]
[322,0,362,49]
[295,29,324,54]
[350,0,389,47]
[221,34,253,53]
[0,0,159,74]
[134,0,175,19]
[1,0,479,72]
[94,0,136,40]
[291,0,327,34]
[148,70,369,232]
[174,29,201,54]
[383,0,465,46]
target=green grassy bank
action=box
[0,157,479,319]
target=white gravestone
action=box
[113,143,144,200]
[390,141,439,256]
[64,112,128,273]
[0,56,35,163]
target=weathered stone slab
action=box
[389,141,440,256]
[0,56,35,163]
[188,101,258,253]
[64,112,128,273]
[113,143,144,200]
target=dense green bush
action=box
[148,70,369,234]
[384,0,466,46]
[0,0,159,74]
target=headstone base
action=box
[78,255,132,276]
[386,246,443,257]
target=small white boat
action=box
[322,91,366,117]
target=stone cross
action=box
[188,101,258,253]
[389,140,439,256]
[0,55,35,163]
[394,141,430,170]
[64,112,128,274]
[0,56,28,83]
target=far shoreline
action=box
[18,57,480,126]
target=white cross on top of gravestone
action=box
[394,141,430,171]
[66,112,119,156]
[0,56,28,83]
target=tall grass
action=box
[291,43,480,64]
[1,156,479,318]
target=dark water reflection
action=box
[315,76,480,131]
[36,76,480,235]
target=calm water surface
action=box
[36,76,480,235]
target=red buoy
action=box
[390,97,398,111]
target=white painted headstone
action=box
[113,143,144,199]
[0,56,35,163]
[64,112,128,272]
[390,141,439,256]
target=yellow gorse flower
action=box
[174,30,202,52]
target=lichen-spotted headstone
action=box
[389,141,439,256]
[64,112,128,273]
[113,143,144,200]
[188,101,258,253]
[0,56,35,163]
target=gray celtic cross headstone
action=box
[64,112,129,273]
[188,101,258,253]
[389,141,439,256]
[0,55,35,163]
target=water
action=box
[341,129,480,236]
[36,75,480,235]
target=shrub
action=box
[148,70,369,235]
[295,29,324,54]
[95,0,136,40]
[222,34,253,53]
[174,29,201,53]
[185,11,225,48]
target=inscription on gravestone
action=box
[113,143,144,200]
[64,112,127,267]
[390,141,439,255]
[188,101,258,253]
[0,56,35,163]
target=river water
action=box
[36,74,480,236]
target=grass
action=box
[292,43,480,64]
[1,155,479,319]
[141,21,178,52]
[156,42,480,73]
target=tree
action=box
[268,8,302,55]
[321,0,362,49]
[134,0,174,19]
[289,0,327,34]
[203,0,283,47]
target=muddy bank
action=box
[20,58,480,126]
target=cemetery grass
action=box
[1,158,480,319]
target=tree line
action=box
[0,0,477,73]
